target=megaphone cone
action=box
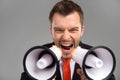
[72,46,116,80]
[23,46,62,80]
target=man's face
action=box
[50,12,84,59]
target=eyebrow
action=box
[53,26,80,29]
[70,26,80,30]
[53,27,62,30]
[71,26,79,29]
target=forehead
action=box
[52,12,81,28]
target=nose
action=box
[62,30,71,40]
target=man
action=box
[21,0,115,80]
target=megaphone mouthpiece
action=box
[85,54,103,68]
[36,54,53,69]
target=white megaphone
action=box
[23,45,62,80]
[72,46,116,80]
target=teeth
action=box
[61,44,71,46]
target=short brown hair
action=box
[49,0,84,26]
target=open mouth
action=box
[61,44,73,50]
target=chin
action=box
[62,54,72,59]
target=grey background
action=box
[0,0,120,80]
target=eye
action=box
[70,28,79,33]
[54,28,63,33]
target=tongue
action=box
[62,46,71,50]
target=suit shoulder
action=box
[20,72,35,80]
[80,42,93,49]
[42,42,54,48]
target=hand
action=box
[77,68,88,80]
[52,76,56,80]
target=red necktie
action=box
[62,58,71,80]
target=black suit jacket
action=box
[20,42,115,80]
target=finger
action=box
[77,68,88,80]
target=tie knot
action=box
[62,58,71,63]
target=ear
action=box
[80,25,85,37]
[50,25,52,35]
